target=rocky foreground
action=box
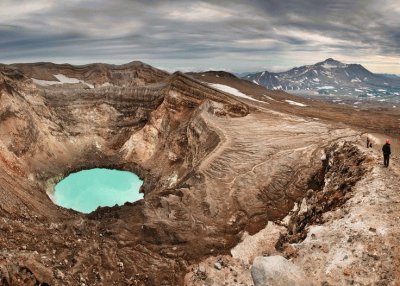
[0,62,399,285]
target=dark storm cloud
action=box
[0,0,399,72]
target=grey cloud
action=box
[0,0,399,72]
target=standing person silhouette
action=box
[382,139,391,167]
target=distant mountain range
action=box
[243,58,400,99]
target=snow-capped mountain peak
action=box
[243,59,400,98]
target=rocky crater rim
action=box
[0,62,378,285]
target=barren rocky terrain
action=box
[0,62,399,285]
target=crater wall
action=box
[0,64,364,285]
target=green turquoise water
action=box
[54,168,143,213]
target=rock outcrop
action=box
[251,256,312,286]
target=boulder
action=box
[251,256,312,286]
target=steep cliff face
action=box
[0,63,369,285]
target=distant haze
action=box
[1,0,399,73]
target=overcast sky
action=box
[1,0,400,73]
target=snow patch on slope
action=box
[264,95,277,101]
[208,83,267,104]
[317,86,335,90]
[32,78,58,86]
[321,63,338,69]
[285,100,308,107]
[32,74,94,88]
[54,74,81,84]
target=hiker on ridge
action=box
[382,139,391,168]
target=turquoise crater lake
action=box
[54,168,143,213]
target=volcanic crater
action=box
[0,62,388,285]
